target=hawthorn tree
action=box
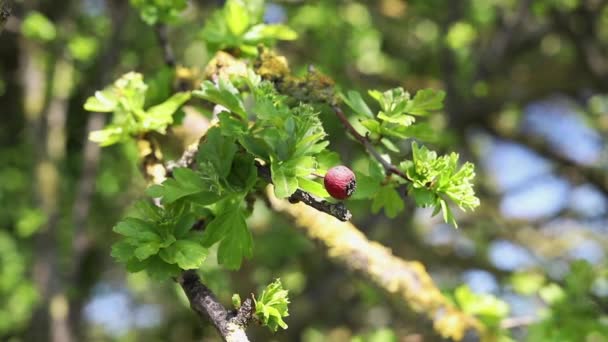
[82,1,482,340]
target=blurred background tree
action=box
[1,0,607,341]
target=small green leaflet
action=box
[254,279,290,332]
[159,240,208,270]
[193,79,247,118]
[405,89,446,116]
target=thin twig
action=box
[332,105,408,180]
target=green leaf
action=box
[284,156,316,177]
[371,186,404,218]
[350,172,381,200]
[145,256,182,280]
[134,241,161,260]
[198,127,238,178]
[225,0,250,35]
[377,112,416,126]
[243,24,298,42]
[111,240,136,263]
[88,126,126,146]
[84,89,118,112]
[193,79,246,118]
[143,92,191,132]
[271,163,298,198]
[155,168,208,204]
[226,153,258,193]
[160,240,208,269]
[113,218,159,241]
[409,187,436,207]
[342,90,374,118]
[254,279,290,332]
[173,213,196,238]
[406,89,445,116]
[201,207,253,269]
[297,177,329,198]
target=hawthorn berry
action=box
[324,165,356,200]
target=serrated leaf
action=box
[160,240,208,269]
[406,89,445,116]
[113,218,159,241]
[111,240,136,263]
[134,241,161,260]
[201,207,252,269]
[198,128,238,178]
[194,79,246,118]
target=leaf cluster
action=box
[83,72,190,146]
[254,279,290,332]
[201,0,297,55]
[343,87,478,226]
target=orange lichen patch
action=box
[267,186,485,341]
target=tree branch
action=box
[266,188,485,341]
[178,271,252,342]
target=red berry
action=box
[324,165,356,200]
